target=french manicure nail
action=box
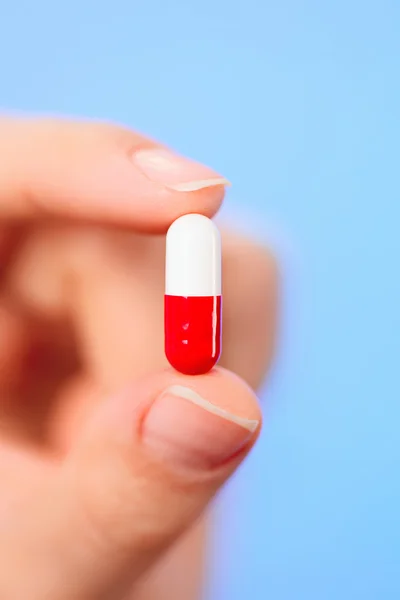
[133,148,230,192]
[143,385,258,471]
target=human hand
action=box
[0,117,278,599]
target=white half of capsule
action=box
[165,214,221,297]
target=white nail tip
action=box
[167,178,230,192]
[165,385,259,432]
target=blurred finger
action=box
[220,231,279,388]
[0,300,78,445]
[0,224,26,274]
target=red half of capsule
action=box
[164,295,222,375]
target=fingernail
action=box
[133,148,230,192]
[142,385,258,471]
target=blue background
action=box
[1,1,399,598]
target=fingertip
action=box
[146,366,262,433]
[0,116,227,229]
[125,183,226,234]
[80,366,262,456]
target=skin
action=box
[0,117,278,599]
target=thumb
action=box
[21,368,261,600]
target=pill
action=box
[165,213,222,375]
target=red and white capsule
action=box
[164,213,222,375]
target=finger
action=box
[0,224,26,274]
[0,299,78,446]
[220,231,279,388]
[5,368,260,600]
[0,227,12,263]
[0,116,227,230]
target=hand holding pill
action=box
[0,116,277,600]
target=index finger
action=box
[0,116,228,231]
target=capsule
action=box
[165,213,222,375]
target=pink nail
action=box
[142,385,258,471]
[133,148,230,192]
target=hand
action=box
[0,117,278,599]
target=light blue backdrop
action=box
[1,1,399,598]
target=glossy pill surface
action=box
[164,214,222,375]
